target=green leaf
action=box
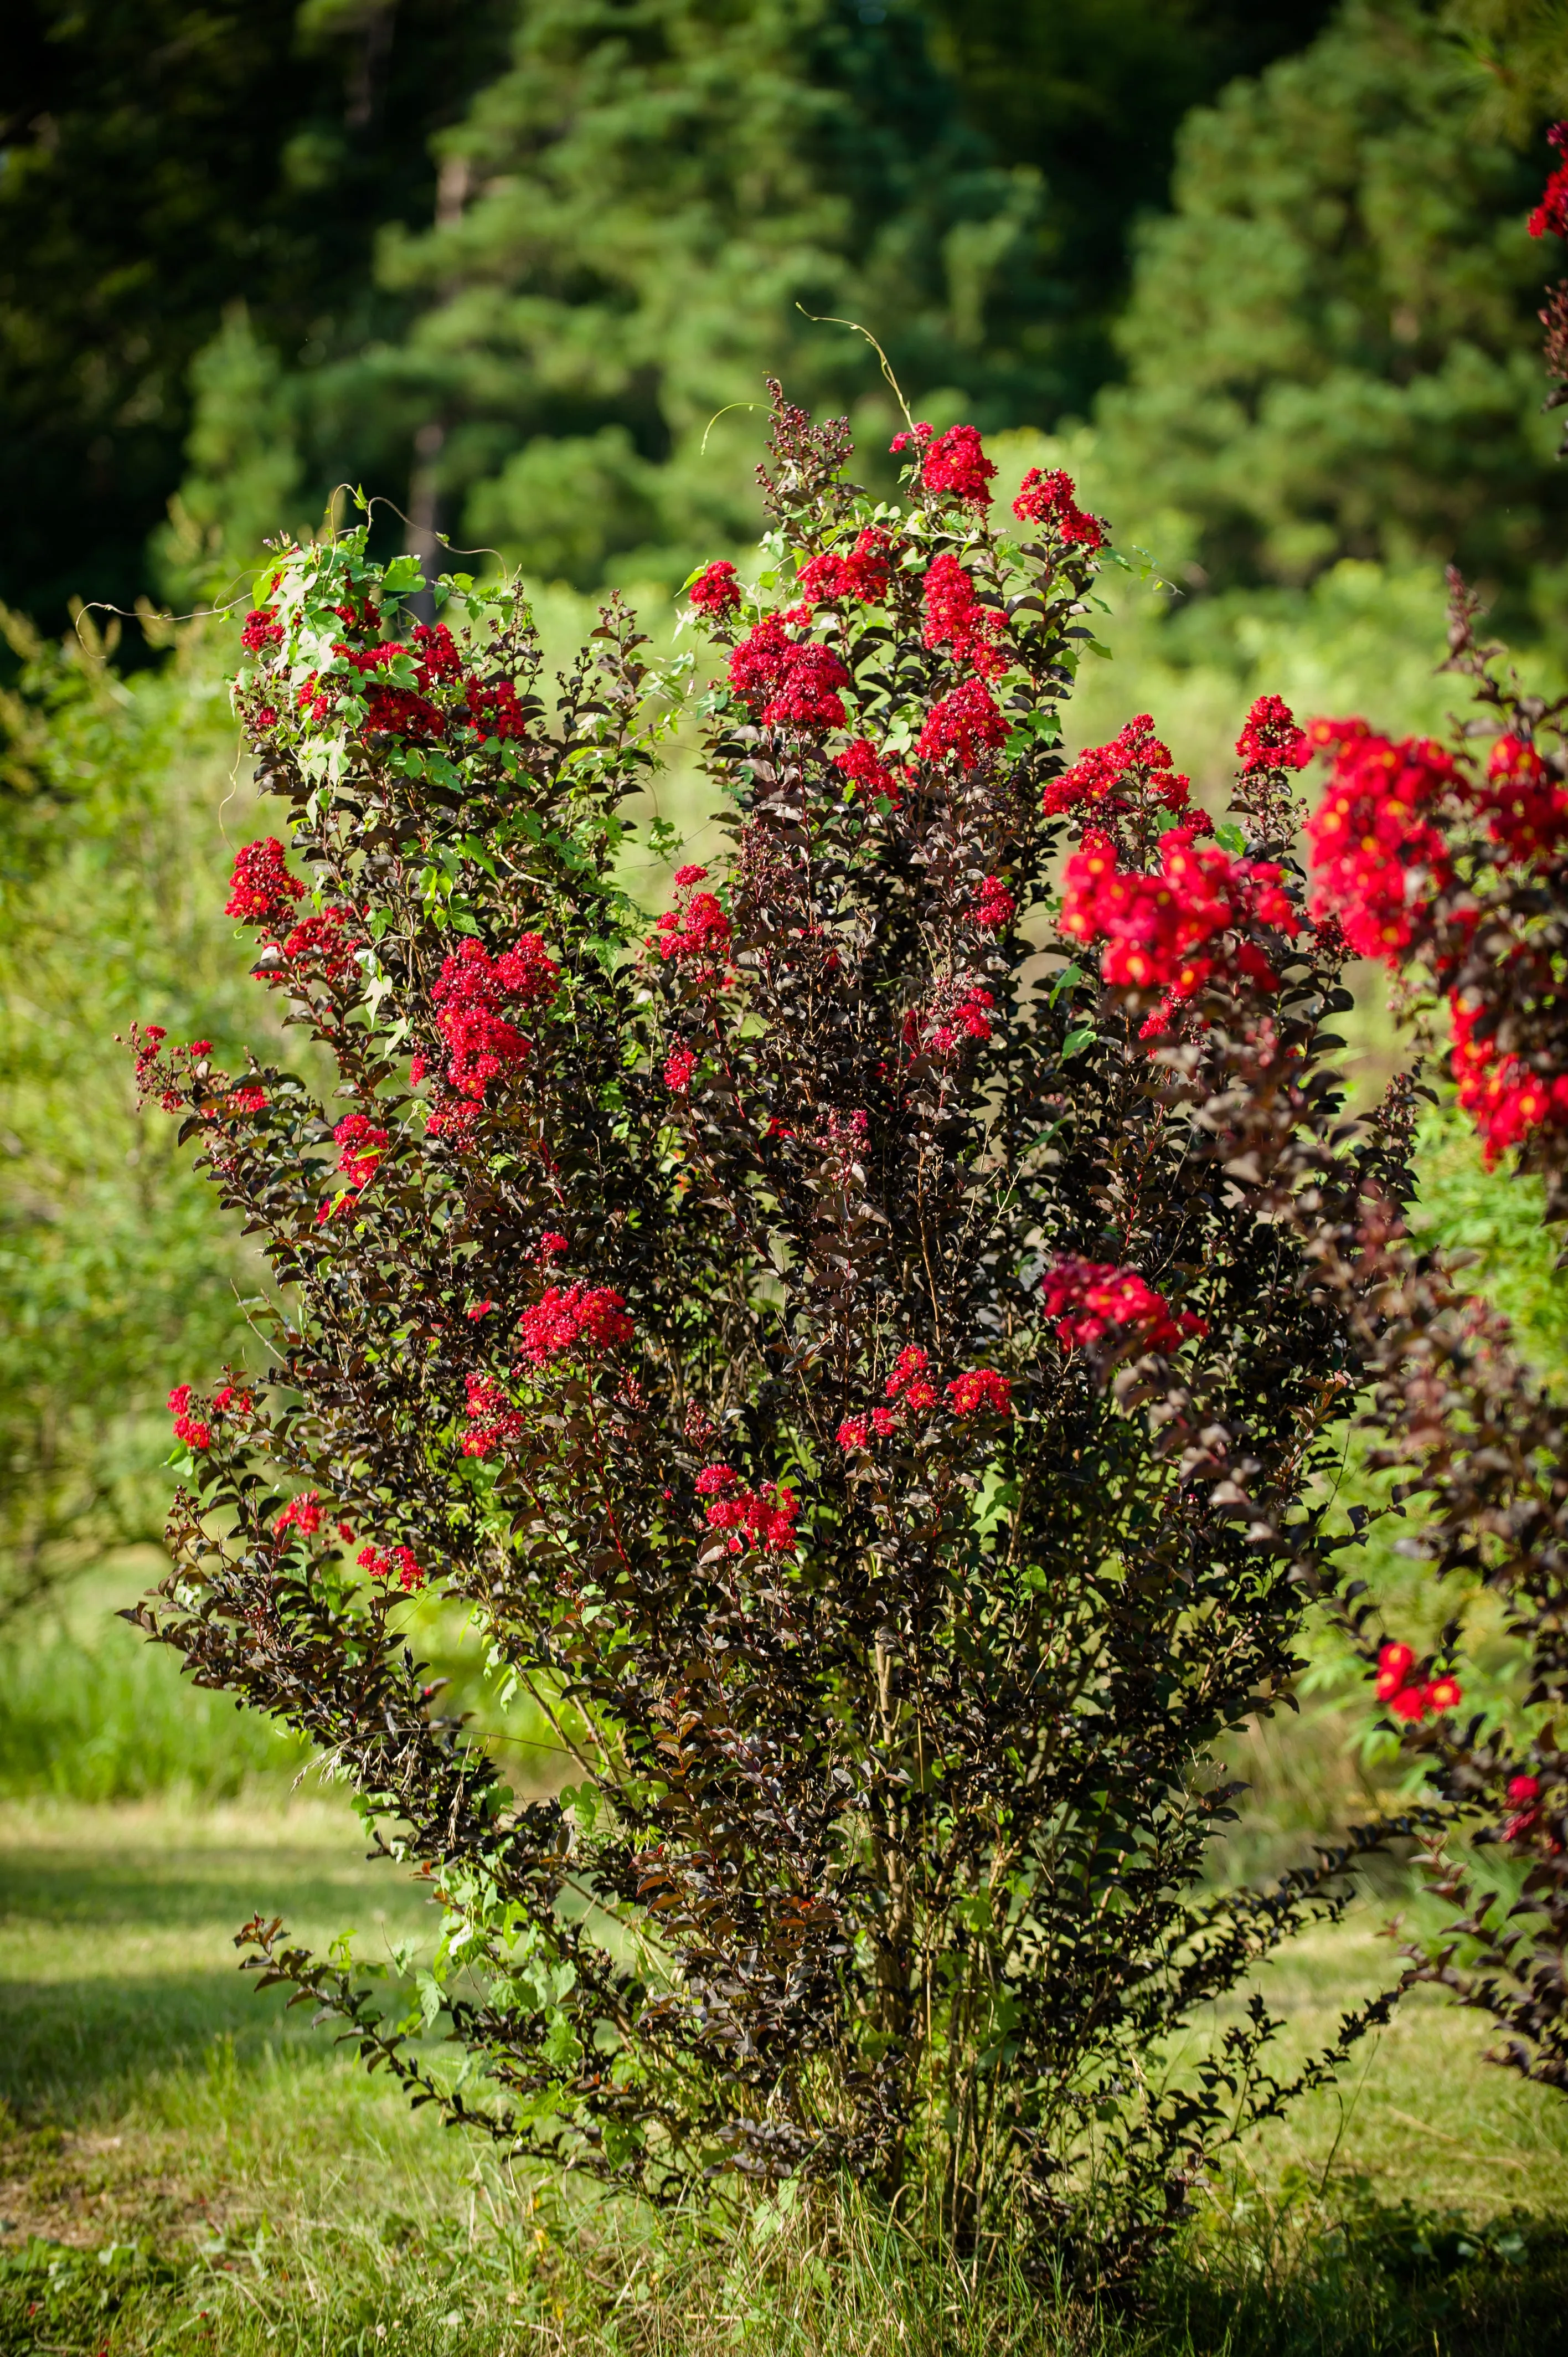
[381,555,426,593]
[1061,1026,1096,1059]
[1214,820,1247,855]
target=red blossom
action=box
[274,1492,322,1538]
[240,607,283,654]
[281,907,359,979]
[1235,694,1310,776]
[947,1369,1012,1417]
[1061,825,1299,1031]
[688,561,742,616]
[836,1416,869,1451]
[411,622,461,682]
[1528,122,1568,238]
[921,554,1007,678]
[1044,716,1193,824]
[464,677,529,742]
[168,1383,214,1452]
[466,1300,496,1321]
[835,738,902,807]
[334,1114,389,1192]
[226,838,306,929]
[432,935,560,1099]
[664,1046,699,1093]
[1012,467,1103,549]
[653,884,731,969]
[358,1541,426,1592]
[973,874,1015,930]
[1041,1256,1205,1356]
[907,978,996,1058]
[1473,733,1568,864]
[1303,720,1457,963]
[917,679,1007,771]
[673,863,709,887]
[537,1232,569,1259]
[914,423,995,509]
[728,616,850,731]
[1448,992,1568,1166]
[885,1345,929,1399]
[870,1407,898,1438]
[701,1473,799,1554]
[1504,1774,1544,1842]
[796,528,893,609]
[462,1374,524,1457]
[516,1283,633,1365]
[1374,1640,1462,1722]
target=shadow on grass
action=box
[0,1970,323,2119]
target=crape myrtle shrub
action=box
[135,394,1437,2273]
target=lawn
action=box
[2,1791,1567,2354]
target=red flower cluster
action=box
[886,1343,937,1414]
[729,616,850,731]
[797,528,892,608]
[462,1373,525,1457]
[358,1541,425,1592]
[344,641,448,744]
[516,1283,634,1365]
[1044,716,1193,823]
[1040,1257,1205,1356]
[921,554,1006,678]
[240,606,283,653]
[1235,693,1310,776]
[917,679,1007,770]
[688,561,741,616]
[946,1368,1012,1417]
[1375,1641,1462,1723]
[465,677,530,742]
[664,1046,699,1093]
[835,738,902,807]
[1012,467,1104,550]
[1303,720,1457,963]
[282,907,359,979]
[167,1382,213,1453]
[905,423,995,509]
[333,1114,388,1192]
[907,978,996,1059]
[1504,1773,1544,1843]
[1448,993,1568,1165]
[1061,826,1298,1026]
[973,874,1015,930]
[431,934,560,1100]
[695,1463,799,1553]
[652,869,731,970]
[226,838,305,930]
[1528,121,1568,239]
[837,1352,1012,1448]
[1473,733,1568,865]
[274,1491,322,1538]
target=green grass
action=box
[1,1798,1567,2353]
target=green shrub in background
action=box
[0,605,261,1624]
[1096,0,1568,632]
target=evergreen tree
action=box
[345,0,1058,590]
[0,0,513,629]
[922,0,1337,419]
[1095,0,1568,621]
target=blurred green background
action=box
[7,2,1568,2344]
